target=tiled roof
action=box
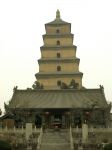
[45,19,70,26]
[45,10,70,26]
[9,89,108,109]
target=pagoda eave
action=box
[38,58,80,64]
[35,72,83,79]
[40,45,77,50]
[45,21,71,26]
[43,34,74,39]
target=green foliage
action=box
[32,81,44,89]
[69,79,79,89]
[60,82,69,89]
[104,143,112,150]
[60,79,79,89]
[0,140,11,150]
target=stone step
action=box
[43,133,69,136]
[39,130,70,150]
[44,129,69,132]
[42,136,69,143]
[43,132,69,136]
[42,136,69,140]
[40,143,70,150]
[42,139,68,143]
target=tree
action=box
[32,81,44,89]
[69,79,79,89]
[104,143,112,150]
[60,82,68,89]
[0,140,11,150]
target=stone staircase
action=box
[39,129,71,150]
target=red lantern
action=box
[65,111,71,115]
[85,111,91,117]
[85,111,90,115]
[45,111,49,115]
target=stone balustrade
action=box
[72,126,112,144]
[0,124,40,150]
[0,126,41,134]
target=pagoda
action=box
[5,10,111,128]
[35,10,83,90]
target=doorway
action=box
[52,114,62,128]
[74,116,82,128]
[35,115,42,128]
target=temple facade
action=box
[4,10,111,129]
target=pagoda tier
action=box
[36,10,83,89]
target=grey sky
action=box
[0,0,112,112]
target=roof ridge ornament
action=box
[99,85,104,90]
[13,86,18,92]
[56,9,61,20]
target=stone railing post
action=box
[25,123,32,140]
[82,123,88,143]
[70,125,74,150]
[34,125,37,131]
[5,125,8,132]
[21,125,24,133]
[37,126,43,149]
[13,126,16,132]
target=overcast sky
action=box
[0,0,112,112]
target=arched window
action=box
[57,53,60,58]
[57,80,61,86]
[57,40,60,45]
[57,66,61,71]
[56,29,60,33]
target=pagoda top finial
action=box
[56,9,60,20]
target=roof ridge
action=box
[14,88,101,92]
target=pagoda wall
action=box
[38,76,82,89]
[41,49,76,58]
[39,63,79,72]
[43,37,73,46]
[45,25,71,34]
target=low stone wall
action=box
[0,126,40,150]
[74,144,102,150]
[72,127,112,144]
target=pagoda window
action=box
[57,40,60,45]
[57,66,61,71]
[57,80,61,86]
[57,53,60,58]
[56,29,60,33]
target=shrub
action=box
[104,143,112,150]
[0,140,11,150]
